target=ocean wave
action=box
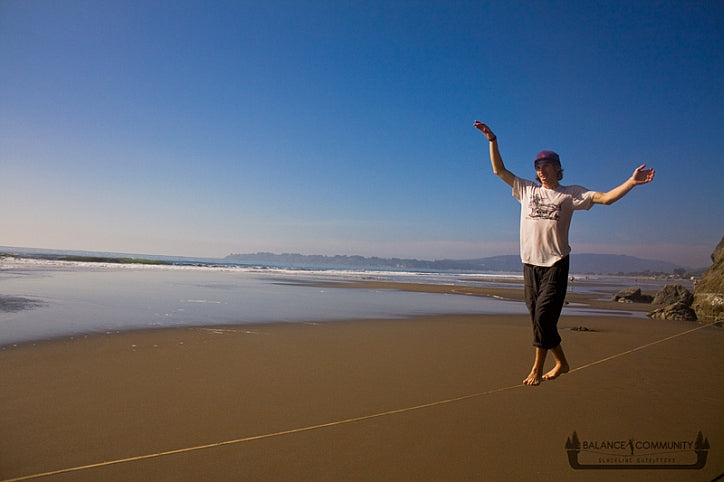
[0,248,524,284]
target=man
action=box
[474,121,655,386]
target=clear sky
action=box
[1,0,722,268]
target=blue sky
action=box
[1,0,722,268]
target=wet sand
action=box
[0,281,721,481]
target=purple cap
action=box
[534,150,561,166]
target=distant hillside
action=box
[568,254,683,275]
[225,252,687,275]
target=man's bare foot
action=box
[523,369,543,386]
[542,363,570,381]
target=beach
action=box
[1,279,721,482]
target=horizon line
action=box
[2,245,705,270]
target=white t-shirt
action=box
[513,177,595,267]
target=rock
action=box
[647,302,698,321]
[692,293,724,322]
[693,236,724,322]
[652,284,693,306]
[612,287,653,303]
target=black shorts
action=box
[523,256,569,349]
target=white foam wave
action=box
[0,253,524,286]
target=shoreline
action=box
[0,279,660,349]
[307,278,659,313]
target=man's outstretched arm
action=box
[592,164,655,205]
[474,121,515,187]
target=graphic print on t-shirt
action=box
[528,193,561,221]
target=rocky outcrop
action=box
[614,284,701,321]
[692,236,724,322]
[613,287,653,303]
[652,284,693,306]
[645,285,698,322]
[648,302,697,321]
[692,293,724,321]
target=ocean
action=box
[0,247,658,347]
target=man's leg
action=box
[523,347,548,386]
[537,257,570,381]
[523,264,546,385]
[542,344,570,380]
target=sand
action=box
[0,281,721,481]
